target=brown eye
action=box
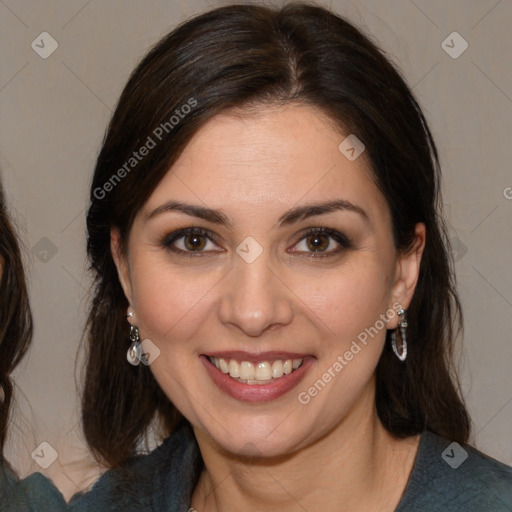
[161,227,222,257]
[291,227,351,257]
[183,233,207,251]
[305,233,330,252]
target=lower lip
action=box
[200,355,315,403]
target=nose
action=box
[218,247,294,337]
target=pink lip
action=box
[200,355,315,403]
[203,350,310,364]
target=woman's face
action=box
[113,104,424,457]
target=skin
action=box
[112,103,426,511]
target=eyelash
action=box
[160,227,352,259]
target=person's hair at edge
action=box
[0,178,33,467]
[83,1,470,467]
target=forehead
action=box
[141,104,389,225]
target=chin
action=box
[200,417,310,459]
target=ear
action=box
[388,223,426,328]
[110,227,133,305]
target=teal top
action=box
[2,428,511,511]
[0,457,67,511]
[67,424,512,512]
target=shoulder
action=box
[0,458,17,494]
[0,462,67,512]
[68,423,203,511]
[396,430,512,512]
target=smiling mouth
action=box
[206,355,305,385]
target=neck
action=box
[191,385,420,512]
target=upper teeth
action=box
[208,357,304,381]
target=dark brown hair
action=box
[0,180,33,460]
[83,1,470,467]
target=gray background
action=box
[1,0,511,497]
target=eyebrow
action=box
[145,199,370,228]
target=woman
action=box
[0,179,67,511]
[69,2,512,511]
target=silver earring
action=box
[391,309,408,362]
[126,325,141,366]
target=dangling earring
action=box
[391,308,408,362]
[126,324,141,366]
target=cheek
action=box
[293,257,393,342]
[129,255,219,344]
[292,261,391,418]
